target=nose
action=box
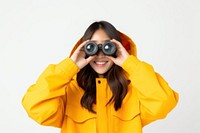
[96,50,105,56]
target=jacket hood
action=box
[69,31,137,57]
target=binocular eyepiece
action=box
[84,41,116,56]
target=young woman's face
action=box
[89,29,114,77]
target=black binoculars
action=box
[84,41,116,56]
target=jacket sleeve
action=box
[122,55,179,127]
[21,58,79,128]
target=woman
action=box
[22,21,178,133]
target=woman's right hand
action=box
[70,40,96,69]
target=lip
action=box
[94,61,108,66]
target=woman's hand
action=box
[106,39,130,67]
[70,40,96,69]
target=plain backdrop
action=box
[0,0,199,132]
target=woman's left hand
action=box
[106,39,130,67]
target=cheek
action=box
[89,61,96,70]
[107,61,114,68]
[89,61,94,67]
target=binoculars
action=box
[84,41,116,56]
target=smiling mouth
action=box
[94,61,108,65]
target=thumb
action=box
[86,55,96,63]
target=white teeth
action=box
[95,61,106,65]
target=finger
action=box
[111,39,129,56]
[86,55,96,63]
[76,40,90,52]
[111,39,124,48]
[79,50,86,57]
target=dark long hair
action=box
[77,21,129,113]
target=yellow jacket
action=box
[22,32,178,133]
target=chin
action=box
[95,70,107,75]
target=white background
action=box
[0,0,199,132]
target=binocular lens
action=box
[102,42,116,55]
[86,43,96,53]
[84,42,98,56]
[84,41,116,56]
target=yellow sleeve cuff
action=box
[122,55,141,75]
[56,57,80,78]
